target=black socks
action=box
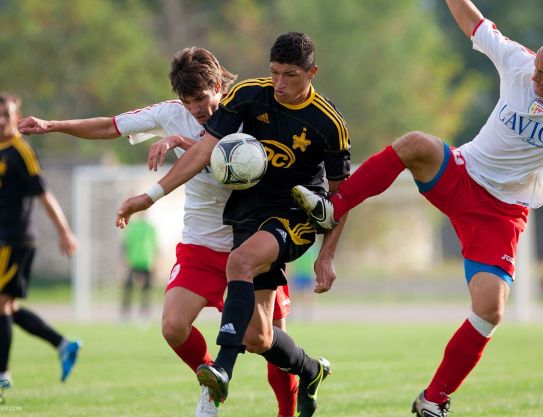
[215,280,255,378]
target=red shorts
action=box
[420,145,528,276]
[165,243,291,318]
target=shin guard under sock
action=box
[425,319,491,404]
[260,327,319,381]
[332,145,405,220]
[0,315,13,373]
[172,326,213,373]
[13,308,63,348]
[215,280,255,378]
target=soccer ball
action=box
[210,133,268,190]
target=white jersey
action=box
[459,19,543,208]
[114,100,233,251]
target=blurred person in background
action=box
[18,47,298,417]
[120,214,158,322]
[292,1,543,415]
[0,93,81,387]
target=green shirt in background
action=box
[123,218,158,271]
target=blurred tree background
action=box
[0,0,542,163]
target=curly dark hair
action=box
[169,47,237,98]
[270,32,315,71]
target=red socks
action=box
[332,145,405,220]
[425,319,491,404]
[267,363,298,417]
[171,326,213,373]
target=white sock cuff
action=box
[468,312,496,338]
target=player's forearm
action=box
[47,117,119,139]
[445,0,484,38]
[38,191,73,236]
[319,212,347,261]
[157,134,216,194]
[318,178,347,259]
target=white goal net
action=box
[71,164,185,321]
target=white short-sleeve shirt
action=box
[114,100,233,252]
[459,19,543,208]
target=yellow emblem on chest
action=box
[292,128,311,152]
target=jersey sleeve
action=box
[114,101,182,137]
[204,80,260,138]
[315,95,351,179]
[471,19,534,75]
[324,149,350,181]
[13,139,45,196]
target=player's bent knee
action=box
[244,333,272,354]
[161,316,191,347]
[226,249,257,280]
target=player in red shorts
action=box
[18,48,297,417]
[292,1,543,416]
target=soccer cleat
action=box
[195,386,219,417]
[291,186,338,232]
[196,363,229,405]
[296,357,331,417]
[412,391,450,417]
[0,375,11,389]
[59,339,82,382]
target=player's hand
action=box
[313,255,336,293]
[116,194,153,228]
[17,116,50,135]
[58,230,78,256]
[148,135,195,171]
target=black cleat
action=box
[196,364,229,405]
[296,357,331,417]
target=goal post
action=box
[71,164,185,322]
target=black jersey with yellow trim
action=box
[0,134,45,243]
[204,77,351,226]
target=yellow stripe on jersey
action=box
[268,217,314,246]
[0,246,18,292]
[221,78,274,107]
[13,136,41,176]
[313,93,349,151]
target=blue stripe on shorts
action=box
[464,258,513,286]
[415,142,450,193]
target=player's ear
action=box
[215,81,222,93]
[308,65,318,79]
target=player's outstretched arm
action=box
[18,116,119,140]
[445,0,484,38]
[38,191,78,256]
[147,135,197,171]
[313,179,348,294]
[116,133,218,228]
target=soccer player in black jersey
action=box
[0,93,81,387]
[116,32,350,417]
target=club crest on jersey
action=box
[292,127,311,152]
[529,98,543,115]
[257,113,270,124]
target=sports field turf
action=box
[3,320,542,416]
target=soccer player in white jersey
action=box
[18,47,298,417]
[291,1,543,416]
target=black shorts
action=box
[232,210,316,290]
[0,243,36,298]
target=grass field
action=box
[3,320,543,417]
